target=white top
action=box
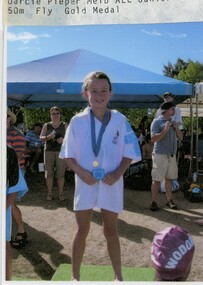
[59,107,141,213]
[155,106,183,130]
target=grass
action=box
[51,264,155,281]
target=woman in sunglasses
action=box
[40,106,68,201]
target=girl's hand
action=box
[79,169,98,185]
[102,171,120,186]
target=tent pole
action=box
[196,92,199,176]
[188,87,194,179]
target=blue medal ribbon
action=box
[90,109,109,158]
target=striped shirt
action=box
[7,126,26,168]
[25,130,43,149]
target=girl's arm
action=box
[102,157,132,185]
[65,158,97,185]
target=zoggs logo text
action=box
[165,236,193,268]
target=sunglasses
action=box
[51,112,60,115]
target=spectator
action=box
[59,71,141,281]
[7,108,28,249]
[6,145,28,279]
[150,102,183,211]
[7,109,26,170]
[141,132,153,170]
[25,123,44,173]
[132,126,144,147]
[40,107,68,201]
[142,132,153,160]
[151,225,195,281]
[155,92,183,130]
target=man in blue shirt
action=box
[150,102,183,211]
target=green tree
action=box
[163,58,188,77]
[163,58,203,131]
[163,58,203,83]
[175,60,203,84]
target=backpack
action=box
[184,183,203,203]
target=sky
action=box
[6,22,203,75]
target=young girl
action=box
[59,71,141,281]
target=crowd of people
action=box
[6,71,195,281]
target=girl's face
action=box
[83,78,111,109]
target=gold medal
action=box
[93,160,99,167]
